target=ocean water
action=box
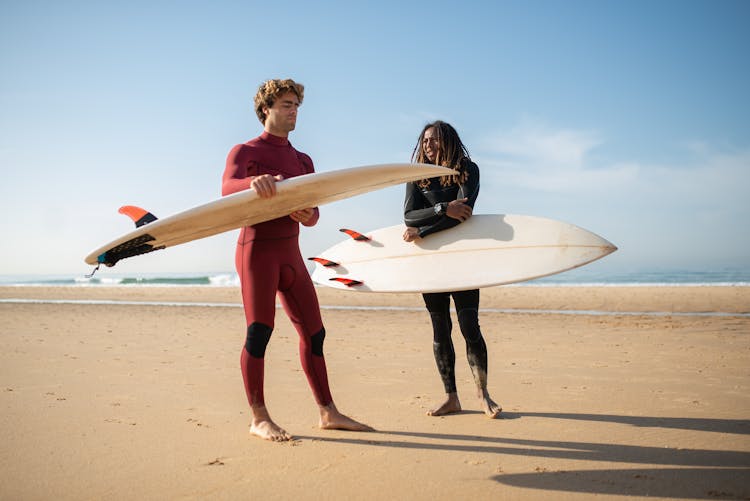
[1,267,748,287]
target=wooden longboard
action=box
[85,163,453,267]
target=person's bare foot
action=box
[478,389,502,418]
[480,396,502,418]
[249,405,292,441]
[427,392,461,416]
[319,403,374,431]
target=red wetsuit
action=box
[222,131,332,407]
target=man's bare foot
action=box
[250,419,292,441]
[249,405,292,441]
[427,392,461,416]
[319,403,374,431]
[478,389,502,418]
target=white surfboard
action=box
[310,214,617,293]
[85,163,453,267]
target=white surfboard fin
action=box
[307,257,340,267]
[119,205,159,228]
[339,228,370,241]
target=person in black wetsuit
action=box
[403,120,502,418]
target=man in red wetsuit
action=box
[222,79,372,441]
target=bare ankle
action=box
[250,404,271,422]
[247,406,292,441]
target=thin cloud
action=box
[476,120,750,225]
[477,119,638,193]
[476,119,749,209]
[646,147,750,208]
[482,120,601,166]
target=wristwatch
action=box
[434,202,447,216]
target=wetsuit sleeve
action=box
[458,161,480,207]
[410,162,481,239]
[404,181,441,227]
[222,144,253,196]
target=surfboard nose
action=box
[584,230,617,257]
[599,238,618,256]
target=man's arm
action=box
[406,162,480,239]
[290,207,319,226]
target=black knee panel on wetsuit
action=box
[245,322,273,358]
[310,328,326,356]
[457,308,481,343]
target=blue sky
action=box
[1,0,748,277]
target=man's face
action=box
[264,91,300,135]
[422,127,440,163]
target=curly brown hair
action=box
[411,120,471,188]
[253,79,305,124]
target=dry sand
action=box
[1,285,749,500]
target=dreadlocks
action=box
[411,120,471,188]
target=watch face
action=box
[434,204,441,215]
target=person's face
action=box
[422,127,440,163]
[263,91,300,136]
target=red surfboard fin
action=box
[339,228,370,241]
[329,277,363,287]
[307,257,340,267]
[119,206,158,228]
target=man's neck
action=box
[260,130,290,146]
[264,125,289,138]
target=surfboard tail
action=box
[97,234,164,267]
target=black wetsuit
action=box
[403,160,490,394]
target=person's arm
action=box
[410,162,480,239]
[222,143,285,197]
[291,151,320,226]
[290,207,319,226]
[456,161,480,207]
[222,144,320,224]
[222,144,255,196]
[404,181,441,228]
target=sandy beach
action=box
[1,285,749,500]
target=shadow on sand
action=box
[298,411,750,499]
